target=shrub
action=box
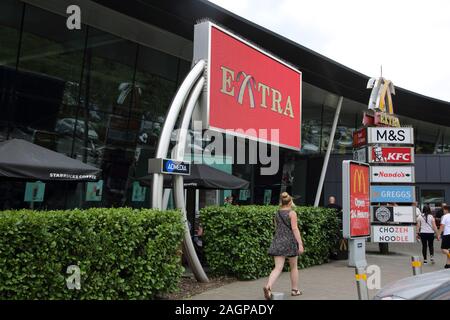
[0,208,184,299]
[201,205,339,280]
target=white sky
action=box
[209,0,450,103]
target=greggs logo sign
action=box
[193,22,302,150]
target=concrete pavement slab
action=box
[188,241,447,300]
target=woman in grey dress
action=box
[263,192,304,299]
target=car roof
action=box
[417,280,450,300]
[375,269,450,300]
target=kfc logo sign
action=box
[193,22,302,150]
[369,146,414,164]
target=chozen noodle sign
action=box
[343,161,371,239]
[193,21,302,150]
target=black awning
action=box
[138,163,249,190]
[0,139,101,181]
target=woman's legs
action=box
[427,234,434,258]
[265,256,285,289]
[288,256,299,290]
[420,233,428,260]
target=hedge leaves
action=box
[201,206,339,280]
[0,208,184,300]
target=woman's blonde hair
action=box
[280,192,292,206]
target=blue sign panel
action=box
[370,185,415,203]
[162,159,190,175]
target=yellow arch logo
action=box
[353,169,367,194]
[367,77,396,115]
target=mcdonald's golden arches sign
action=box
[349,163,370,237]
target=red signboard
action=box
[352,128,367,148]
[369,146,414,164]
[194,22,302,150]
[349,162,370,238]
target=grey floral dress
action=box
[268,209,298,257]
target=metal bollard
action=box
[271,292,285,300]
[411,256,422,276]
[355,267,369,300]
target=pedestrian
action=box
[437,205,450,269]
[416,205,438,264]
[224,196,232,206]
[434,202,446,227]
[326,195,343,259]
[326,196,342,213]
[412,202,421,218]
[264,192,304,300]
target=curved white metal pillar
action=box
[152,60,206,210]
[151,60,209,282]
[173,77,209,282]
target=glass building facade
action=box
[1,0,450,210]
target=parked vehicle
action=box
[55,118,99,141]
[373,269,450,300]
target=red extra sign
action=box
[369,146,414,164]
[194,22,302,150]
[349,163,370,238]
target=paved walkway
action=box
[189,241,447,300]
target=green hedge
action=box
[0,208,184,299]
[201,206,339,280]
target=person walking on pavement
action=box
[437,205,450,269]
[434,202,446,227]
[416,205,438,264]
[413,201,422,219]
[264,192,304,300]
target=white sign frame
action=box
[371,225,416,243]
[353,147,367,163]
[367,127,414,145]
[370,166,415,184]
[368,146,415,164]
[371,206,416,223]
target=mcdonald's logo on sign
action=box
[353,168,368,194]
[367,77,395,114]
[366,77,400,127]
[343,161,370,239]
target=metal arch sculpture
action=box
[151,60,209,282]
[367,77,396,114]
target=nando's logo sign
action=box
[193,21,302,150]
[365,77,400,127]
